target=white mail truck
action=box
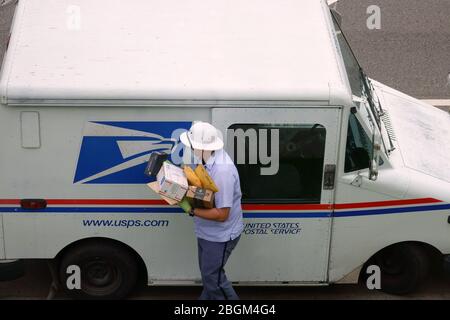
[0,0,449,299]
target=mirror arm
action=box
[369,139,381,181]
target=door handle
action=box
[323,164,336,190]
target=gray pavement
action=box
[2,260,450,300]
[0,1,14,65]
[337,0,450,99]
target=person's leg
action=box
[197,238,229,300]
[197,238,210,300]
[198,237,241,300]
[217,236,240,300]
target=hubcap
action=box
[80,257,122,295]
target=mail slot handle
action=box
[323,164,336,190]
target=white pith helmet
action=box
[180,121,224,151]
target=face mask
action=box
[193,149,213,165]
[193,149,203,164]
[181,148,203,166]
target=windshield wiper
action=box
[359,67,396,153]
[360,68,381,127]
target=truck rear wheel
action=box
[365,244,430,295]
[59,241,138,299]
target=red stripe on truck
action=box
[333,198,441,210]
[0,197,442,210]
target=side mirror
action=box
[369,129,382,181]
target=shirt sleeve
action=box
[213,165,235,209]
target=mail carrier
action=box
[0,0,449,299]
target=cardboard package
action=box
[186,186,215,209]
[144,152,169,177]
[147,181,178,205]
[146,162,219,209]
[156,161,189,201]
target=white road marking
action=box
[421,99,450,107]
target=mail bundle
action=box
[146,153,218,209]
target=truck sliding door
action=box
[213,107,341,283]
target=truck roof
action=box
[0,0,351,107]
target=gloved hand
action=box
[178,197,193,215]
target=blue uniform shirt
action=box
[193,149,244,242]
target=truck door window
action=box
[228,124,326,204]
[345,114,372,173]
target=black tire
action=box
[0,260,25,281]
[59,241,138,300]
[365,244,430,295]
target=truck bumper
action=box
[0,259,25,281]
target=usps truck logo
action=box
[74,121,191,184]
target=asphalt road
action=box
[2,260,450,300]
[0,0,450,300]
[337,0,450,99]
[0,0,14,66]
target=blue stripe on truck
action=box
[0,202,449,217]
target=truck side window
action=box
[345,114,372,172]
[228,124,326,204]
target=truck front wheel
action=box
[364,244,430,295]
[58,241,138,299]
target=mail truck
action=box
[0,0,449,299]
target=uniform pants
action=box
[197,236,241,300]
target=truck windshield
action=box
[330,11,393,155]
